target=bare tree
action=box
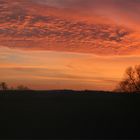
[0,82,8,90]
[115,65,140,93]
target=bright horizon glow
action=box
[1,47,140,91]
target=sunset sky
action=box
[0,0,140,90]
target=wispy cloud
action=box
[1,47,140,90]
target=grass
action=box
[0,90,140,139]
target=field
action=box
[0,90,140,139]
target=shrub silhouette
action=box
[116,65,140,93]
[0,82,30,91]
[16,85,30,91]
[0,82,8,90]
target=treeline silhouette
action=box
[0,82,30,91]
[1,65,140,93]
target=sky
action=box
[35,0,140,28]
[0,0,140,90]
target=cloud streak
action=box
[1,47,140,90]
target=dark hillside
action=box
[0,90,140,139]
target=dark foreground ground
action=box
[0,90,140,139]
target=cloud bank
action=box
[0,0,140,55]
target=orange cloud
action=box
[0,0,140,55]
